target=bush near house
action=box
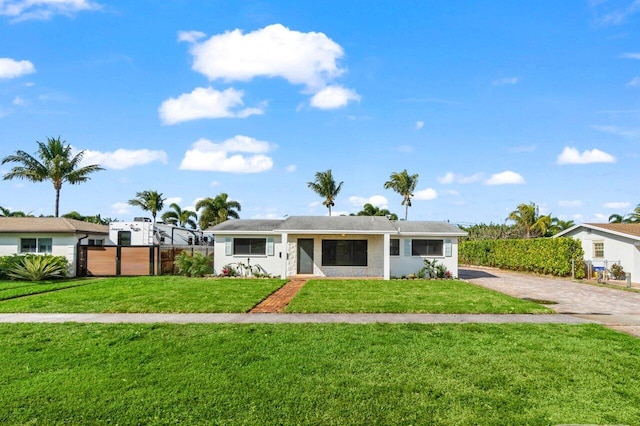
[459,237,585,278]
[0,254,69,281]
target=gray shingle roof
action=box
[206,216,467,236]
[0,217,109,234]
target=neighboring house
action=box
[554,223,640,282]
[0,217,109,277]
[208,216,467,280]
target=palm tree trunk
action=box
[55,188,60,217]
[404,204,409,221]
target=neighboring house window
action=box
[390,238,400,256]
[234,238,267,255]
[88,239,104,246]
[322,240,367,266]
[118,231,132,246]
[412,239,443,256]
[20,238,52,254]
[593,241,604,258]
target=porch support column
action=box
[383,233,391,280]
[280,232,288,279]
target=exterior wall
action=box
[389,236,460,278]
[109,222,155,245]
[563,229,640,282]
[213,234,283,276]
[285,234,385,278]
[0,232,107,277]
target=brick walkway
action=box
[249,279,307,313]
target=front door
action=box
[297,238,314,274]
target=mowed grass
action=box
[1,323,639,425]
[285,279,553,313]
[0,276,286,313]
[0,279,95,301]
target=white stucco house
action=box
[208,216,467,280]
[0,217,109,277]
[554,223,640,282]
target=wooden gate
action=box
[77,245,159,276]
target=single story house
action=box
[554,223,640,282]
[0,217,109,277]
[208,216,467,280]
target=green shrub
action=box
[174,251,213,277]
[6,255,69,281]
[459,237,585,278]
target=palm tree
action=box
[507,202,552,238]
[608,213,626,224]
[128,190,166,225]
[353,203,399,220]
[625,204,640,223]
[0,206,30,217]
[161,203,198,229]
[1,136,104,217]
[547,217,575,236]
[196,193,241,229]
[383,169,419,221]
[307,169,343,216]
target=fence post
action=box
[627,272,632,288]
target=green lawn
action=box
[0,323,638,425]
[285,279,553,313]
[0,276,286,313]
[0,279,95,301]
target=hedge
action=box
[459,237,585,278]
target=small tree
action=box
[128,190,166,225]
[307,169,343,216]
[384,169,419,221]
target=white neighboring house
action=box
[108,218,206,246]
[208,216,467,280]
[554,223,640,282]
[0,217,109,277]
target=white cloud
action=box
[603,201,631,209]
[0,58,35,79]
[286,164,297,172]
[557,147,616,165]
[159,87,265,125]
[0,0,101,21]
[591,125,640,138]
[491,77,519,86]
[442,189,460,196]
[12,96,26,106]
[81,148,168,170]
[413,188,438,200]
[437,172,483,184]
[177,30,206,43]
[111,202,131,215]
[309,201,321,208]
[164,197,182,206]
[415,121,424,130]
[575,213,587,221]
[627,77,640,87]
[209,181,220,187]
[349,195,389,209]
[620,53,640,59]
[485,171,525,185]
[185,24,345,90]
[179,135,275,173]
[558,200,584,207]
[309,85,360,109]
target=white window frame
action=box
[20,237,53,254]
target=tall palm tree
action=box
[196,193,241,230]
[353,203,399,220]
[1,136,104,217]
[128,190,166,225]
[307,169,343,216]
[161,203,198,229]
[383,169,419,221]
[507,202,552,238]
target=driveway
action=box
[460,266,640,337]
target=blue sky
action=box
[1,0,639,225]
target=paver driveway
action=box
[460,266,640,337]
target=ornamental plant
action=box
[6,255,69,281]
[174,251,213,277]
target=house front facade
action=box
[208,216,467,280]
[554,223,640,282]
[0,217,110,277]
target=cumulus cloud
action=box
[0,0,101,21]
[437,172,483,184]
[111,202,131,215]
[349,195,389,209]
[179,135,275,173]
[177,30,206,43]
[415,121,424,130]
[557,147,616,165]
[80,148,168,169]
[485,171,525,185]
[159,87,264,125]
[413,188,438,200]
[558,200,584,207]
[491,77,519,86]
[309,86,360,109]
[603,201,631,209]
[0,58,35,79]
[164,197,182,205]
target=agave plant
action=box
[7,255,68,281]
